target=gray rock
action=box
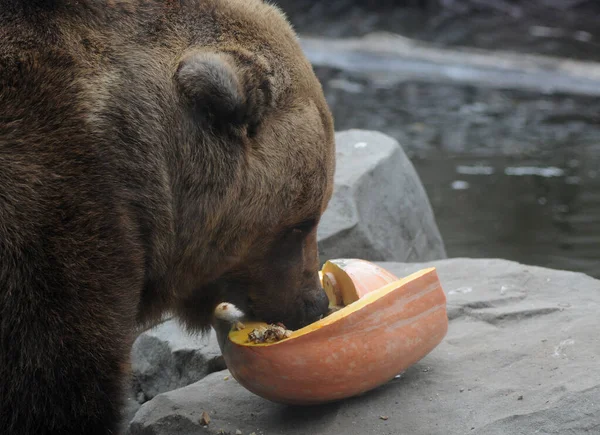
[120,395,142,431]
[318,129,447,263]
[130,319,226,403]
[128,258,600,435]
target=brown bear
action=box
[0,0,335,434]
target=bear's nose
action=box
[300,286,330,326]
[315,287,330,314]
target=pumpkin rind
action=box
[219,266,448,405]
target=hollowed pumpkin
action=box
[213,260,448,405]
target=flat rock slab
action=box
[300,33,600,97]
[128,258,600,435]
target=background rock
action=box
[128,258,600,435]
[317,129,447,263]
[130,319,226,403]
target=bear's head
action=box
[168,0,335,331]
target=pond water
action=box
[275,0,600,62]
[275,1,600,278]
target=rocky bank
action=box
[128,258,600,435]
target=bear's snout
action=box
[285,285,330,330]
[305,286,330,321]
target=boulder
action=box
[318,129,447,263]
[130,319,226,403]
[128,258,600,435]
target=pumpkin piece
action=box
[216,265,448,405]
[321,258,400,306]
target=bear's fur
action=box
[0,1,335,433]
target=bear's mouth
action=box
[212,275,329,331]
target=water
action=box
[316,70,600,278]
[274,1,600,278]
[276,0,600,62]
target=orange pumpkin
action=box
[214,260,448,405]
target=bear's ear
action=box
[175,51,248,132]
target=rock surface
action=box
[130,319,226,403]
[128,258,600,435]
[317,129,447,263]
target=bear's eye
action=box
[290,218,317,235]
[247,122,259,138]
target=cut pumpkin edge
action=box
[228,267,443,347]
